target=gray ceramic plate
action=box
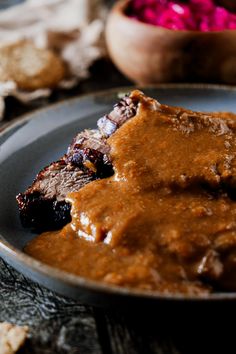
[1,84,236,307]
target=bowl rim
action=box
[2,83,236,302]
[112,0,236,35]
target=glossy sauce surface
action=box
[26,92,236,294]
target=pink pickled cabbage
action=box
[127,0,236,31]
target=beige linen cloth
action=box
[0,0,106,119]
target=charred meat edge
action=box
[16,93,140,231]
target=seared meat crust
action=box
[16,94,139,231]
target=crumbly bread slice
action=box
[0,41,65,90]
[0,322,28,354]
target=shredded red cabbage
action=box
[128,0,236,31]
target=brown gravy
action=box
[26,91,236,294]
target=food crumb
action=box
[0,322,28,354]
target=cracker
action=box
[0,322,28,354]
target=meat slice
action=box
[65,130,113,178]
[16,160,94,230]
[17,90,236,232]
[16,94,139,231]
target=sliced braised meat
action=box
[66,130,113,178]
[17,89,236,233]
[16,160,94,230]
[67,129,109,156]
[16,93,139,231]
[97,95,139,137]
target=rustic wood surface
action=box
[1,1,236,353]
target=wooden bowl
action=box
[106,0,236,84]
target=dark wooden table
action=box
[2,3,236,353]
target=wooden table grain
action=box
[1,2,236,353]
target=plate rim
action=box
[1,83,236,302]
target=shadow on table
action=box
[94,302,236,354]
